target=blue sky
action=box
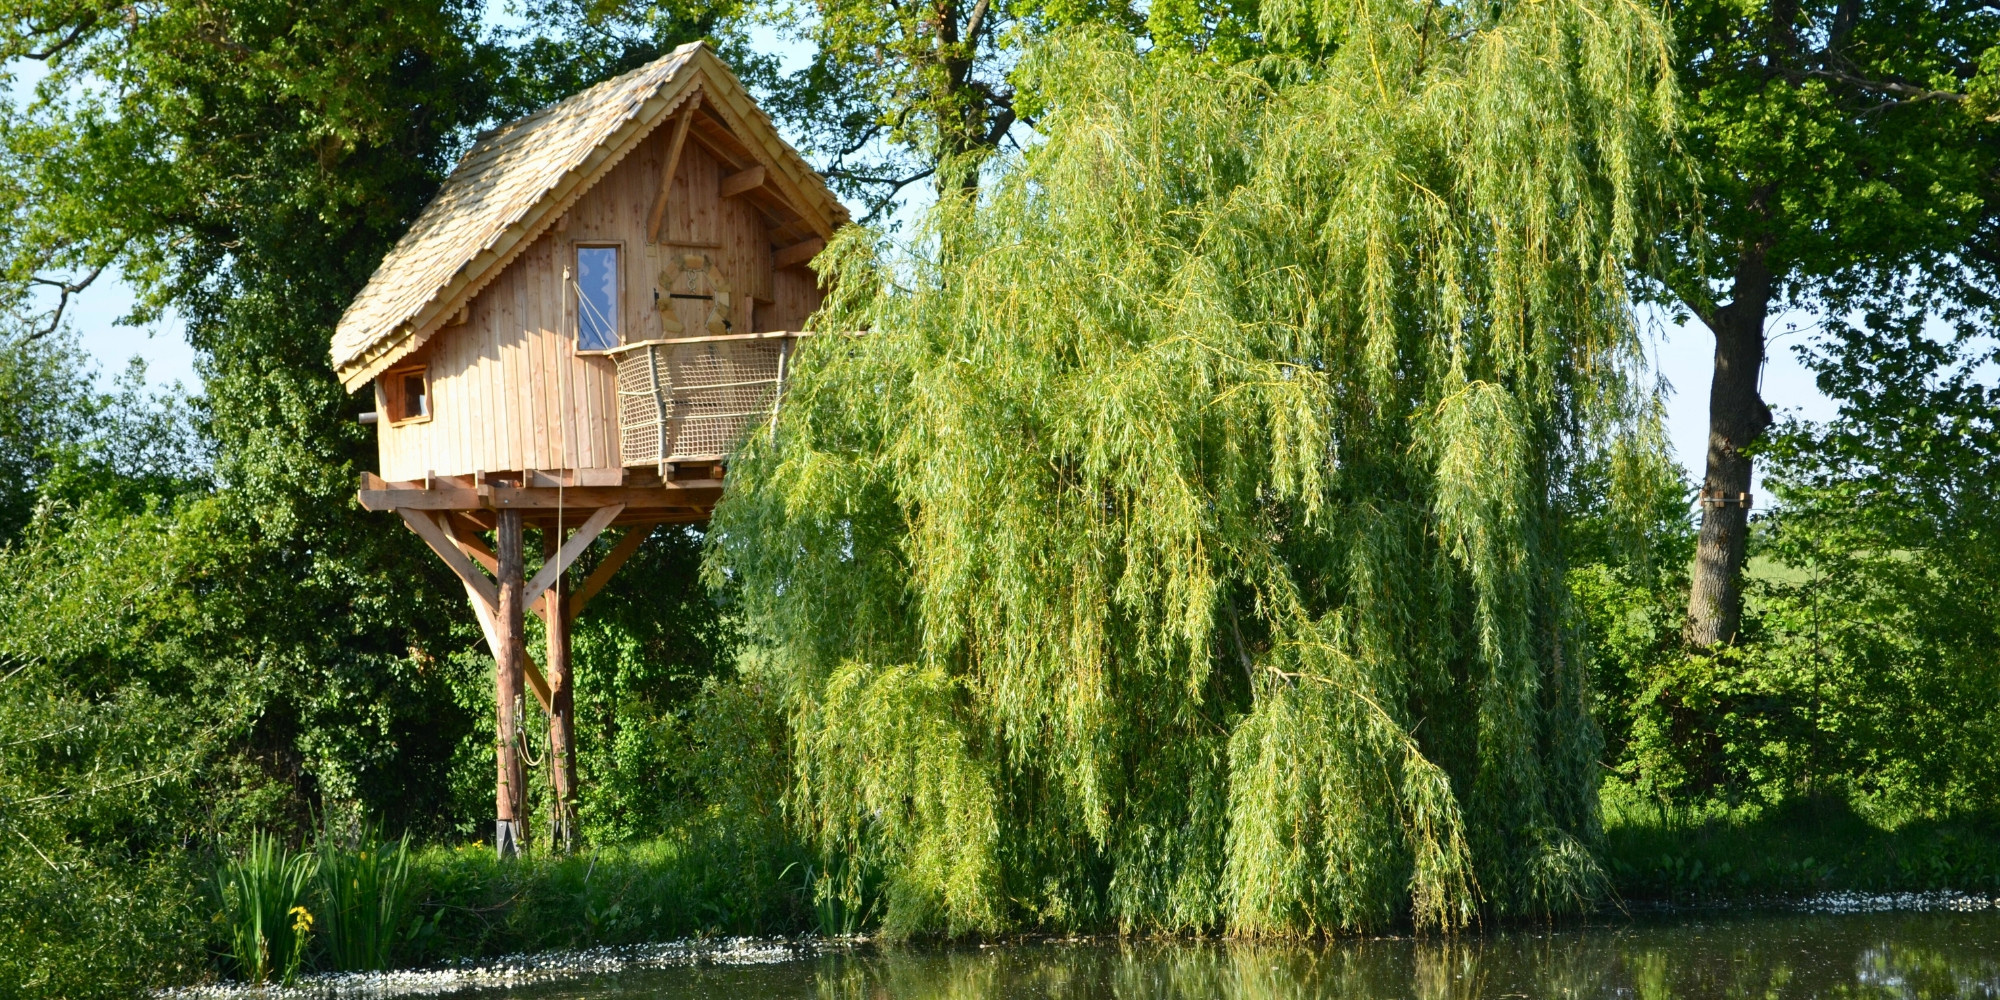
[13,15,1838,495]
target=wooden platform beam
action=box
[360,473,722,518]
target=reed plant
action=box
[313,822,416,971]
[211,830,315,984]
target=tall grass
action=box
[212,824,416,981]
[209,827,808,979]
[401,833,813,961]
[314,823,416,971]
[211,830,314,984]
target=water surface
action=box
[473,910,2000,1000]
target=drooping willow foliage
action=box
[706,0,1678,936]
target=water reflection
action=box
[500,912,2000,1000]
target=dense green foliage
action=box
[0,0,1996,993]
[1650,0,2000,317]
[1753,316,2000,818]
[1604,791,2000,901]
[710,0,1680,933]
[1640,0,2000,647]
[1579,305,2000,821]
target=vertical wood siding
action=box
[376,124,828,481]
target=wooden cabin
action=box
[331,42,848,855]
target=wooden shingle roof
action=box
[331,42,846,391]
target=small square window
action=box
[383,365,431,424]
[401,371,428,418]
[576,245,620,350]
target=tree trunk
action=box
[543,528,578,852]
[1686,247,1775,648]
[495,508,528,857]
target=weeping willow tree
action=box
[707,0,1678,936]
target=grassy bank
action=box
[398,836,814,963]
[243,797,2000,977]
[24,796,2000,997]
[182,822,815,989]
[1602,788,2000,903]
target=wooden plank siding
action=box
[375,119,826,482]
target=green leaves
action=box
[796,662,1005,935]
[714,0,1677,933]
[1651,0,2000,316]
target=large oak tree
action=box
[1651,0,2000,647]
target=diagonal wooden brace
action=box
[567,522,658,622]
[404,509,553,711]
[646,93,701,244]
[463,581,553,712]
[446,513,499,573]
[524,505,624,603]
[400,508,497,609]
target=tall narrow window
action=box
[576,245,620,350]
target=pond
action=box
[325,907,2000,1000]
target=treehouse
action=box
[331,42,848,855]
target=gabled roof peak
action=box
[331,42,846,391]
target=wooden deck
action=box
[358,468,725,527]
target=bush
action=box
[0,851,202,1000]
[1603,786,2000,900]
[0,659,222,999]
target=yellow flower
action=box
[288,905,314,933]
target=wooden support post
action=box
[543,529,578,852]
[430,512,553,711]
[494,509,528,858]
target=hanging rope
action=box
[517,692,547,768]
[550,265,590,846]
